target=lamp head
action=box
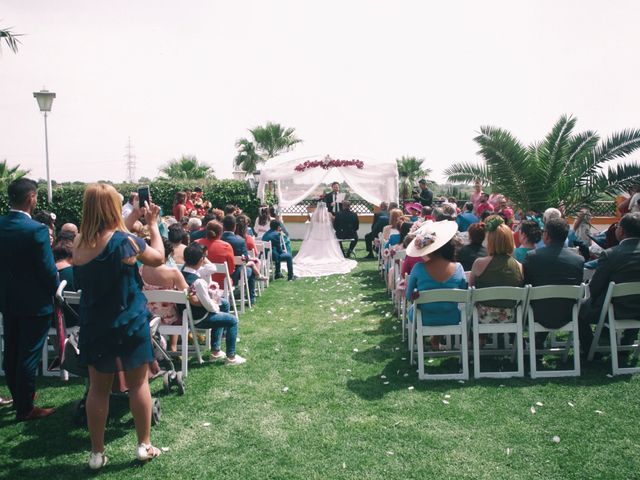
[33,89,56,113]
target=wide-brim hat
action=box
[404,202,422,214]
[406,220,459,257]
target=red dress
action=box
[197,238,235,286]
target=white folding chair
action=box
[413,289,471,380]
[234,256,252,313]
[143,289,203,377]
[525,284,585,378]
[208,262,239,319]
[471,286,528,379]
[587,281,640,375]
[259,240,273,284]
[399,273,409,343]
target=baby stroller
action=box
[55,281,185,427]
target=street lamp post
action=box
[33,89,56,203]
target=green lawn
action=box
[1,243,640,479]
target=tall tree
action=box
[159,155,215,180]
[396,156,431,201]
[0,26,21,54]
[234,122,302,172]
[444,115,640,213]
[0,159,29,188]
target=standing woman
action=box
[73,184,165,469]
[172,191,187,222]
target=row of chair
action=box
[377,243,640,380]
[32,240,276,380]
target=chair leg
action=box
[473,316,481,378]
[417,323,425,380]
[610,320,619,375]
[529,316,537,379]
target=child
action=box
[181,243,246,365]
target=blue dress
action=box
[406,262,468,325]
[74,231,153,373]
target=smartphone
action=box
[137,185,151,208]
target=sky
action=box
[2,0,640,184]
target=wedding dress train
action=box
[293,202,357,277]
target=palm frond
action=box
[0,27,22,54]
[593,129,640,163]
[444,162,491,184]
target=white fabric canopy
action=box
[257,152,398,208]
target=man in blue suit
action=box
[221,215,256,303]
[262,220,295,280]
[0,178,59,421]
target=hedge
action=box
[0,179,261,230]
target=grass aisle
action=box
[1,244,640,479]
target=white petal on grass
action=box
[552,436,561,443]
[606,374,613,378]
[353,348,359,352]
[401,357,407,361]
[380,375,387,379]
[530,407,536,414]
[403,373,409,377]
[408,386,415,390]
[386,451,394,456]
[354,309,361,313]
[458,380,465,384]
[444,394,451,399]
[342,462,346,469]
[595,410,604,415]
[202,422,211,427]
[536,402,544,407]
[161,447,171,452]
[568,402,575,407]
[375,345,381,349]
[506,448,512,455]
[384,381,390,385]
[442,400,450,405]
[282,387,289,393]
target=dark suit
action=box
[414,187,433,207]
[523,242,584,329]
[365,213,389,256]
[0,210,58,415]
[323,191,342,215]
[221,231,255,301]
[334,210,360,256]
[579,238,640,347]
[262,229,293,280]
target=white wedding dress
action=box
[293,202,358,277]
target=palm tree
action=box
[0,26,21,54]
[396,156,432,201]
[0,159,29,188]
[159,155,215,180]
[444,115,640,213]
[234,138,262,174]
[234,122,302,172]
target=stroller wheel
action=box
[73,399,87,427]
[162,372,171,394]
[174,371,185,395]
[151,398,161,425]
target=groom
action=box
[334,201,359,258]
[323,182,343,215]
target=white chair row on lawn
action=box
[403,281,640,381]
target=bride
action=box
[293,202,357,277]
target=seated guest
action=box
[60,222,78,236]
[140,239,189,352]
[181,244,245,365]
[365,202,390,258]
[253,205,272,239]
[262,220,294,280]
[333,201,359,258]
[523,217,584,331]
[236,215,266,281]
[469,216,523,323]
[197,220,235,288]
[496,198,515,226]
[421,206,434,221]
[405,221,466,350]
[456,202,479,233]
[167,224,187,265]
[475,192,494,217]
[513,220,541,263]
[270,206,292,254]
[458,223,488,271]
[53,239,75,291]
[579,212,640,351]
[190,212,216,241]
[382,208,403,243]
[187,217,202,234]
[221,215,256,302]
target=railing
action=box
[281,199,374,215]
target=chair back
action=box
[414,288,470,305]
[526,284,585,302]
[471,286,528,304]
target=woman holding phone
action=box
[73,183,165,469]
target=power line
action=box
[124,137,137,182]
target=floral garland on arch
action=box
[294,155,365,173]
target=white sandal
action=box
[88,451,108,470]
[136,443,162,461]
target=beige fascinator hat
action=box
[406,220,459,257]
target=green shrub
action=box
[0,179,260,229]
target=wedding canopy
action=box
[257,152,399,208]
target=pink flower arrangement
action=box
[294,155,364,173]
